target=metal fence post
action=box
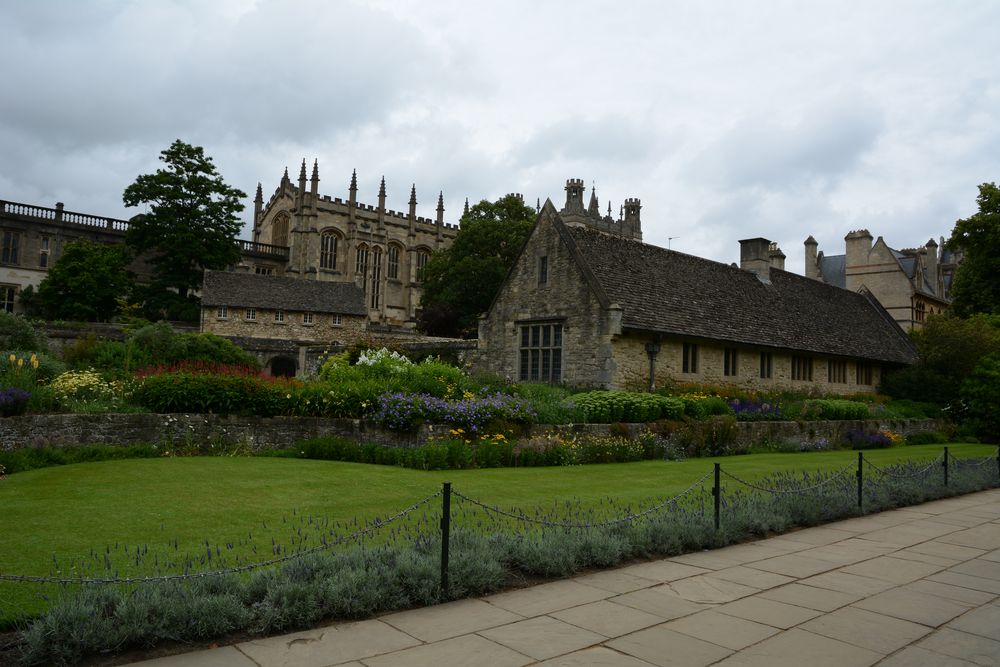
[440,482,451,598]
[943,446,949,487]
[856,451,864,513]
[713,463,721,531]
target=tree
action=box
[880,313,1000,405]
[419,194,536,337]
[123,140,246,300]
[947,182,1000,316]
[27,240,134,322]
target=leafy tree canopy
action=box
[123,140,246,299]
[947,182,1000,317]
[881,313,1000,405]
[27,240,134,323]
[419,194,536,337]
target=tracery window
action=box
[370,247,383,309]
[271,213,290,247]
[320,232,338,270]
[387,245,401,279]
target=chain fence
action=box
[719,460,856,495]
[863,451,944,479]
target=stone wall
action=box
[0,413,944,453]
[201,305,367,344]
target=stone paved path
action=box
[130,488,1000,666]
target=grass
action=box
[0,442,995,623]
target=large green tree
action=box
[25,240,134,322]
[123,140,246,299]
[947,182,1000,316]
[419,194,536,337]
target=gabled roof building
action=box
[475,184,917,392]
[804,231,962,331]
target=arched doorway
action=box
[269,356,297,378]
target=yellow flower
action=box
[30,354,39,369]
[8,354,14,364]
[16,358,23,368]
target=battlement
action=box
[624,198,641,206]
[565,178,585,188]
[845,229,872,238]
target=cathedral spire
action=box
[436,191,445,221]
[463,197,470,217]
[409,184,418,207]
[378,175,386,198]
[588,185,600,218]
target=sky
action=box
[1,0,998,271]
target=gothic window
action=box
[828,360,847,384]
[915,300,926,324]
[1,285,16,313]
[370,247,383,309]
[791,356,813,381]
[518,322,562,382]
[320,232,339,270]
[1,231,20,265]
[387,245,401,279]
[723,348,738,376]
[271,213,290,247]
[759,352,773,379]
[415,249,430,282]
[356,245,369,276]
[39,237,49,268]
[682,343,699,374]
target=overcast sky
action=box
[2,0,998,270]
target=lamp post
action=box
[645,340,661,392]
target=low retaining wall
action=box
[0,414,945,452]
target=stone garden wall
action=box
[0,413,944,452]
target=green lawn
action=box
[0,443,995,621]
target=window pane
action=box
[520,350,528,381]
[542,325,551,347]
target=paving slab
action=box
[238,619,420,667]
[711,627,882,666]
[606,625,733,667]
[657,573,760,603]
[379,598,523,642]
[709,565,795,589]
[756,582,865,612]
[716,595,823,629]
[838,555,944,584]
[484,579,610,617]
[130,646,258,666]
[746,552,841,578]
[945,601,1000,639]
[903,540,987,561]
[774,526,857,546]
[479,615,605,661]
[916,627,1000,666]
[797,570,899,596]
[667,550,747,570]
[876,645,979,666]
[852,586,972,626]
[662,609,780,650]
[532,646,657,666]
[573,569,661,594]
[904,578,998,606]
[609,586,707,620]
[937,524,1000,550]
[550,600,665,638]
[980,547,1000,562]
[615,559,710,582]
[798,543,886,566]
[799,605,931,654]
[362,634,531,667]
[928,569,1000,594]
[947,557,1000,581]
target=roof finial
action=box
[464,197,470,216]
[409,184,417,206]
[298,159,307,181]
[378,175,386,197]
[254,182,263,203]
[310,159,319,182]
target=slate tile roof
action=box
[565,226,917,365]
[201,270,366,316]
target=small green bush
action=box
[569,391,684,423]
[800,399,870,421]
[0,312,46,351]
[135,372,286,416]
[904,431,948,446]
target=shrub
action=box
[372,392,536,432]
[728,398,783,421]
[48,370,116,404]
[135,372,286,416]
[904,430,948,446]
[675,415,742,457]
[569,391,683,423]
[679,394,733,419]
[0,311,46,351]
[0,350,66,384]
[844,429,893,449]
[801,399,870,421]
[960,352,1000,442]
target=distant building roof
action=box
[562,224,916,365]
[817,253,847,288]
[201,270,366,316]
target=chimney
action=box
[740,238,773,282]
[844,229,873,292]
[804,235,819,279]
[924,237,939,295]
[622,198,642,240]
[768,242,785,271]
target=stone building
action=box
[249,161,459,328]
[475,194,917,392]
[200,270,367,345]
[804,231,962,330]
[0,200,143,313]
